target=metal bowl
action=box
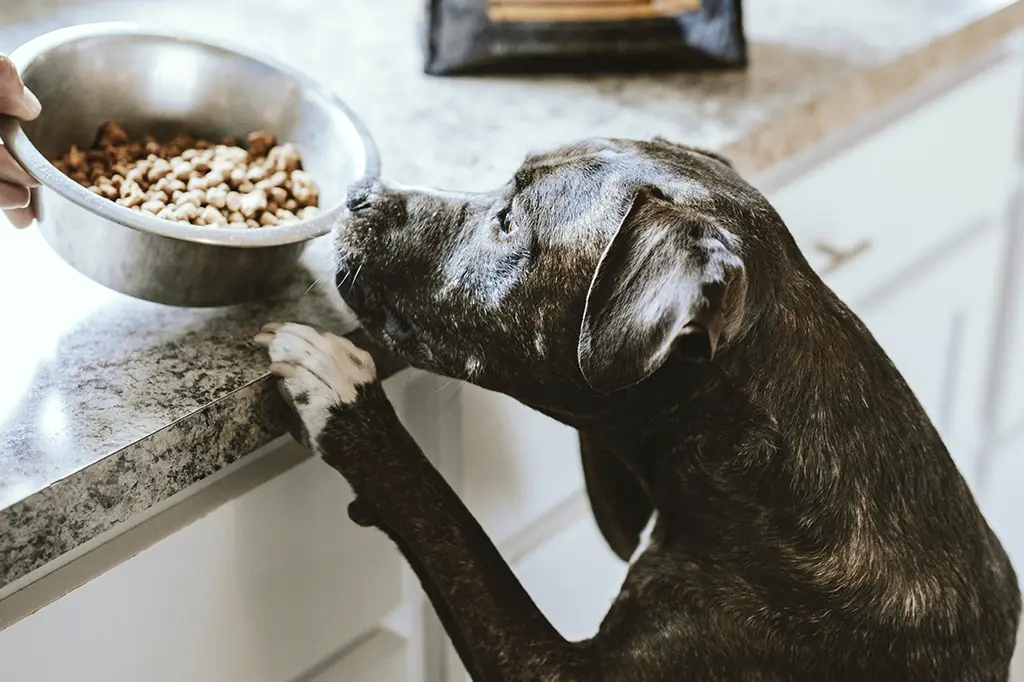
[0,22,378,307]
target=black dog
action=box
[255,138,1021,681]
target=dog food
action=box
[52,122,320,228]
[425,0,747,75]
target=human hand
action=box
[0,53,42,228]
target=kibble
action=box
[53,122,321,228]
[240,188,268,218]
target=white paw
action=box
[254,322,376,444]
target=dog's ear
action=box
[650,136,734,169]
[577,188,745,393]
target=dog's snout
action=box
[346,177,383,213]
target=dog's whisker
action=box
[435,361,475,395]
[348,261,365,294]
[302,266,335,298]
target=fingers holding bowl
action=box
[0,52,41,228]
[0,54,41,120]
[0,149,35,227]
[0,143,37,188]
[3,206,34,228]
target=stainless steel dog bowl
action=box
[0,22,378,307]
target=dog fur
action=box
[257,137,1021,681]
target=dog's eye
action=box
[497,207,517,235]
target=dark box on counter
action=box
[424,0,747,75]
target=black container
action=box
[424,0,747,76]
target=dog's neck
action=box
[521,267,945,511]
[544,271,942,516]
[536,354,768,482]
[717,276,944,471]
[569,358,735,434]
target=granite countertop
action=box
[2,0,1023,593]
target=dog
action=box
[255,137,1021,681]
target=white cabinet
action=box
[980,429,1024,682]
[766,53,1024,309]
[0,372,433,682]
[981,433,1024,578]
[511,514,625,643]
[458,383,585,549]
[0,444,403,682]
[997,296,1023,441]
[306,629,408,682]
[992,222,1024,441]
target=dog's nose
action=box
[346,177,382,213]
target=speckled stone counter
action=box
[2,0,1023,592]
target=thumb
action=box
[0,54,41,120]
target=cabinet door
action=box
[458,384,585,548]
[0,370,428,682]
[978,429,1024,682]
[307,629,408,682]
[0,444,403,682]
[980,434,1024,581]
[512,514,627,642]
[765,54,1024,309]
[856,226,1002,492]
[991,224,1024,441]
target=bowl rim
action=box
[0,21,381,248]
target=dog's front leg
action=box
[255,323,598,682]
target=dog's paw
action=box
[254,322,376,445]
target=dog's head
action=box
[335,138,786,410]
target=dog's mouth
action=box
[336,263,419,351]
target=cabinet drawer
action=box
[0,441,402,682]
[459,384,585,547]
[767,53,1024,308]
